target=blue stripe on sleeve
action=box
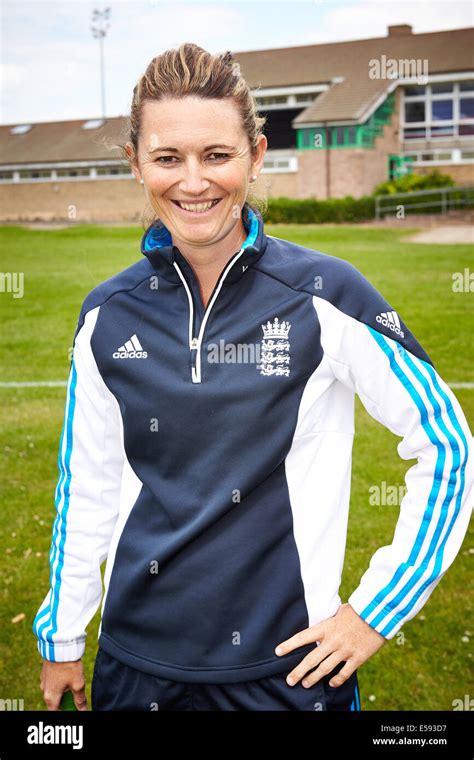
[379,353,467,636]
[34,360,78,659]
[358,328,464,635]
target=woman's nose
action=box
[178,161,211,195]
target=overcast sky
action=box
[1,0,473,125]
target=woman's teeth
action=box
[174,199,221,213]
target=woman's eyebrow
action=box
[148,143,235,154]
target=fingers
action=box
[43,690,62,711]
[275,624,324,656]
[287,650,356,689]
[327,661,355,688]
[71,685,88,711]
[40,659,87,711]
[285,644,333,686]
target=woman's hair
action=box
[113,42,267,228]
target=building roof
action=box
[234,25,474,125]
[0,117,128,165]
[1,24,473,165]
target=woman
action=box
[34,43,473,712]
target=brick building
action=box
[1,24,473,222]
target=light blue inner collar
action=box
[143,205,259,252]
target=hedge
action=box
[260,171,471,224]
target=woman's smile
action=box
[170,197,223,217]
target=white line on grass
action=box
[1,381,474,389]
[0,381,67,387]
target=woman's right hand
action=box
[40,659,88,711]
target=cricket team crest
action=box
[257,317,291,377]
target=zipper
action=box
[173,246,248,383]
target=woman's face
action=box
[129,96,267,247]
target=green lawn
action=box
[0,223,472,711]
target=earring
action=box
[250,175,257,183]
[140,179,144,184]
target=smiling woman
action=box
[119,44,268,307]
[33,42,473,715]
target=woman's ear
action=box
[251,134,268,179]
[125,142,142,184]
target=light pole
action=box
[90,7,111,120]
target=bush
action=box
[263,196,375,224]
[373,169,455,196]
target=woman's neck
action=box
[176,220,248,308]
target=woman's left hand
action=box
[274,603,386,688]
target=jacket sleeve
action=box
[313,266,473,640]
[32,305,125,661]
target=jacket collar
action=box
[140,204,268,284]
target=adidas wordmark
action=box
[376,310,405,338]
[113,334,148,359]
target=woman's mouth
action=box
[171,198,222,215]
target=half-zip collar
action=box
[140,204,268,284]
[140,204,268,384]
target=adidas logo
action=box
[113,334,148,359]
[376,310,405,338]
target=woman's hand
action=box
[40,659,88,711]
[275,603,386,688]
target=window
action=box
[347,126,357,145]
[431,83,453,94]
[403,81,474,140]
[432,100,453,121]
[460,98,474,119]
[18,169,52,180]
[402,149,474,164]
[404,85,426,97]
[430,125,454,136]
[82,119,105,130]
[262,154,297,172]
[56,168,91,177]
[420,152,453,161]
[0,163,136,183]
[10,124,32,135]
[334,127,345,145]
[96,165,132,176]
[255,95,288,107]
[403,127,427,140]
[294,93,318,103]
[405,102,425,122]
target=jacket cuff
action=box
[37,637,86,661]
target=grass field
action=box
[0,222,472,711]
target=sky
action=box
[1,0,473,125]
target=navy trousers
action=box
[91,647,361,711]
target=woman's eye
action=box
[155,153,229,164]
